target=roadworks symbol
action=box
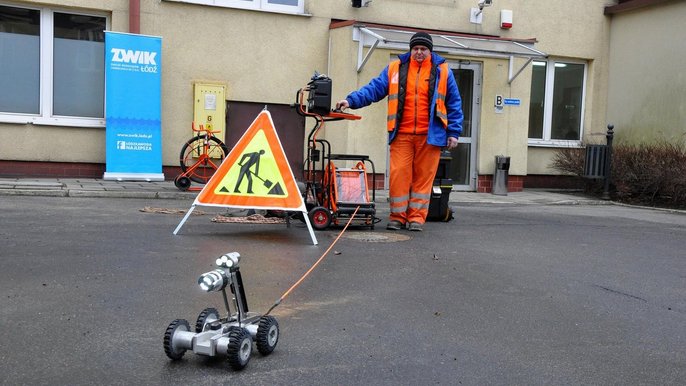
[216,129,286,197]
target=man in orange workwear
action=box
[336,32,463,231]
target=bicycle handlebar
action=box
[191,122,222,135]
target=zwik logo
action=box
[110,48,157,65]
[110,48,158,73]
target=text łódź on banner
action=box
[104,32,164,181]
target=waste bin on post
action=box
[493,155,510,196]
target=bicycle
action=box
[174,122,230,191]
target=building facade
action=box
[0,0,682,191]
[605,0,686,145]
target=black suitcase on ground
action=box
[427,178,454,221]
[427,151,454,222]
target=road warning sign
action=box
[174,109,318,245]
[196,110,304,210]
[216,130,286,197]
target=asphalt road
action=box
[0,196,684,385]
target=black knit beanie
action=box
[409,32,433,52]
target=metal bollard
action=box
[602,124,614,200]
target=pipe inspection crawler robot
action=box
[163,252,279,371]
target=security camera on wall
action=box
[351,0,371,8]
[478,0,493,10]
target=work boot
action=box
[386,220,404,230]
[408,222,423,232]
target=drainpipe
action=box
[129,0,140,34]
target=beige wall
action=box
[1,0,619,181]
[606,1,686,144]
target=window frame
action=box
[0,4,108,127]
[167,0,306,15]
[527,58,587,148]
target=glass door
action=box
[448,61,481,191]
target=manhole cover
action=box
[338,231,410,242]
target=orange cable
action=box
[264,206,359,316]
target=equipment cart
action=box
[294,73,379,230]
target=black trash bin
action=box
[493,155,510,196]
[427,150,454,222]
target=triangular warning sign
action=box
[173,109,317,245]
[195,110,305,211]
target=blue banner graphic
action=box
[104,32,163,181]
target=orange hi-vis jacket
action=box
[388,57,448,136]
[396,57,432,134]
[344,51,463,146]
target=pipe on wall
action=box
[129,0,140,34]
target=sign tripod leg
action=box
[301,210,318,245]
[173,204,196,235]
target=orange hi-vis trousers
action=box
[389,133,442,225]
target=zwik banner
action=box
[104,32,163,181]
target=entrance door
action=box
[447,62,481,191]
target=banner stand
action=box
[104,31,164,181]
[103,172,164,182]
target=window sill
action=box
[0,114,105,128]
[528,140,583,148]
[161,0,312,17]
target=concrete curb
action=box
[1,180,682,213]
[0,189,68,197]
[0,188,196,200]
[0,187,611,206]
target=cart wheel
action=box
[164,319,190,360]
[308,206,331,230]
[195,307,220,333]
[174,175,191,191]
[255,316,279,356]
[226,327,252,370]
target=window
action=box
[0,6,39,115]
[528,59,586,145]
[171,0,305,14]
[0,5,106,126]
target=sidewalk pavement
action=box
[0,177,613,207]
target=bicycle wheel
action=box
[179,135,230,184]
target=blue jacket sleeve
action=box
[345,66,391,109]
[444,69,463,139]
